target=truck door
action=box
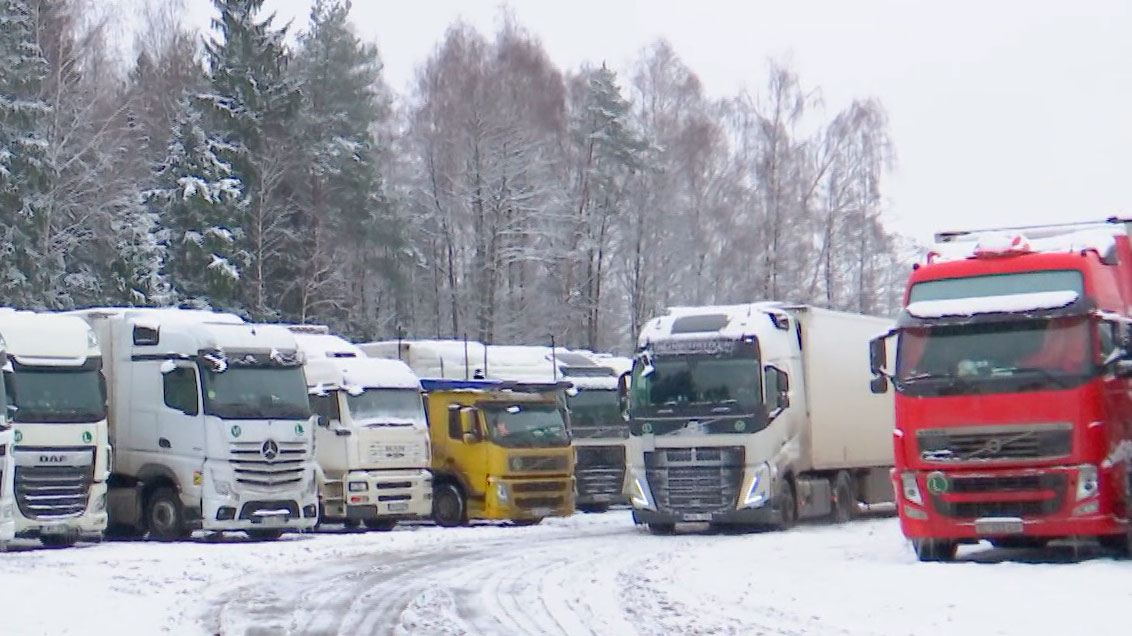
[144,360,206,485]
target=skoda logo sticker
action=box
[13,430,21,443]
[230,425,242,438]
[641,422,653,434]
[926,471,949,495]
[734,420,746,432]
[295,423,304,435]
[262,439,279,461]
[82,431,93,443]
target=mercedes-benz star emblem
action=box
[261,439,279,461]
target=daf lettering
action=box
[39,454,66,464]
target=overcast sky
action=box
[185,0,1132,244]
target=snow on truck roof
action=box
[926,227,1122,265]
[638,302,791,346]
[292,332,420,391]
[70,307,298,353]
[0,310,98,364]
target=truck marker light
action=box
[193,470,204,486]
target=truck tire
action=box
[246,529,284,541]
[774,480,798,530]
[146,487,191,542]
[432,482,467,528]
[647,523,675,535]
[39,532,80,548]
[578,503,610,514]
[1099,531,1132,556]
[104,522,146,541]
[364,519,397,531]
[989,537,1048,550]
[511,518,542,527]
[832,471,857,523]
[912,538,958,562]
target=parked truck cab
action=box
[872,220,1132,561]
[420,379,576,526]
[0,310,110,546]
[74,309,319,541]
[290,328,432,530]
[0,337,15,546]
[626,303,895,533]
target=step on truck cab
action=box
[0,337,15,547]
[0,310,110,546]
[73,309,319,540]
[289,327,432,530]
[625,303,896,533]
[870,219,1132,561]
[360,340,576,526]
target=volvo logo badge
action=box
[261,440,279,461]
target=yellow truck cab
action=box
[421,378,575,526]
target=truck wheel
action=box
[647,523,675,535]
[832,471,857,523]
[990,537,1048,550]
[146,487,191,542]
[511,518,542,527]
[39,533,80,548]
[364,519,397,531]
[1099,531,1132,557]
[432,482,467,528]
[774,480,798,530]
[578,503,610,514]
[104,522,146,541]
[912,538,958,562]
[246,529,284,541]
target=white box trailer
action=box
[72,308,319,540]
[0,310,111,546]
[290,328,432,529]
[625,303,895,532]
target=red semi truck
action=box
[870,218,1132,561]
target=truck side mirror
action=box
[869,337,887,375]
[775,369,790,409]
[617,371,630,420]
[315,415,329,428]
[870,375,889,394]
[460,408,480,443]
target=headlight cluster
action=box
[901,472,923,506]
[1076,464,1099,501]
[348,481,369,493]
[495,481,510,503]
[742,465,770,508]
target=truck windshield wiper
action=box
[1004,366,1073,389]
[898,371,974,394]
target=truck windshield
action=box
[5,368,107,423]
[896,316,1093,396]
[482,404,570,448]
[202,366,311,420]
[567,389,627,439]
[630,355,762,417]
[346,389,427,428]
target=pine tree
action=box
[146,101,247,310]
[289,0,401,336]
[0,0,61,308]
[200,0,301,318]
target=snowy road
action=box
[5,512,1132,635]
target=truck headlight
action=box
[901,472,923,506]
[630,476,655,510]
[348,481,368,492]
[742,465,769,508]
[93,493,107,512]
[1076,464,1098,501]
[214,479,231,496]
[495,481,510,503]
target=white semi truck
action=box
[0,310,110,546]
[289,327,432,530]
[623,303,895,533]
[0,336,14,547]
[73,309,319,541]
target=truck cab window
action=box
[163,366,199,416]
[448,405,462,439]
[310,393,340,422]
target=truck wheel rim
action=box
[152,501,176,531]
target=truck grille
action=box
[930,473,1068,519]
[917,424,1072,463]
[230,440,308,490]
[13,447,95,520]
[644,446,744,515]
[512,481,563,494]
[509,455,569,472]
[575,445,626,497]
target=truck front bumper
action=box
[15,481,108,538]
[341,469,433,520]
[0,503,14,542]
[895,464,1124,540]
[199,490,319,532]
[632,506,777,526]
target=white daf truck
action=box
[289,327,432,530]
[73,309,319,541]
[0,310,110,546]
[623,303,895,533]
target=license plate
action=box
[682,512,713,522]
[388,502,410,513]
[529,507,552,517]
[591,493,612,502]
[975,518,1024,535]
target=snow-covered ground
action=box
[2,512,1131,635]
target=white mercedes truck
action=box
[73,308,319,541]
[0,310,110,546]
[623,303,895,533]
[290,327,432,530]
